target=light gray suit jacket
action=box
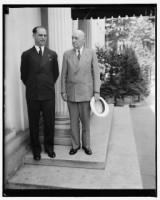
[61,48,100,102]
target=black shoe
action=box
[69,146,80,155]
[82,146,92,155]
[45,150,56,158]
[33,154,41,161]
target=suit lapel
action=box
[80,48,88,62]
[73,49,79,66]
[69,49,79,72]
[41,47,48,65]
[30,46,42,65]
[32,46,39,57]
[41,47,53,66]
[75,48,89,73]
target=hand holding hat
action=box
[94,93,100,101]
[90,96,109,117]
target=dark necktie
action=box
[77,49,81,60]
[39,47,42,57]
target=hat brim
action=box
[90,96,109,117]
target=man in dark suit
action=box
[20,26,59,161]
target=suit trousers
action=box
[67,101,91,149]
[26,98,55,155]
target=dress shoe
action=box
[33,154,41,161]
[45,150,56,158]
[69,146,80,155]
[82,146,92,155]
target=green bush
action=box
[96,46,150,102]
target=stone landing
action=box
[6,105,143,189]
[24,104,114,169]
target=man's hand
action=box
[61,93,67,101]
[94,93,100,101]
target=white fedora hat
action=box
[90,96,109,117]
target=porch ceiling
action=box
[71,4,156,19]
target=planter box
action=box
[104,94,142,106]
[116,97,124,106]
[105,96,115,104]
[132,95,140,103]
[124,96,133,105]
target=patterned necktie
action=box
[77,49,81,60]
[39,47,42,57]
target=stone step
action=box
[40,129,72,146]
[39,115,71,146]
[24,105,114,169]
[7,106,142,190]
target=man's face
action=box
[33,28,47,46]
[72,31,85,49]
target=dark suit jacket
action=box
[21,46,59,100]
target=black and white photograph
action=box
[2,2,157,197]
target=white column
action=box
[78,18,105,49]
[5,8,41,132]
[90,18,105,49]
[79,19,91,48]
[72,19,78,32]
[48,8,72,117]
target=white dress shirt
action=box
[76,46,83,57]
[35,45,45,56]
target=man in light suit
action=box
[61,30,100,155]
[21,26,59,160]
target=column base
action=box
[39,114,71,146]
[54,114,71,146]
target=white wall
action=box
[78,18,105,49]
[5,8,41,132]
